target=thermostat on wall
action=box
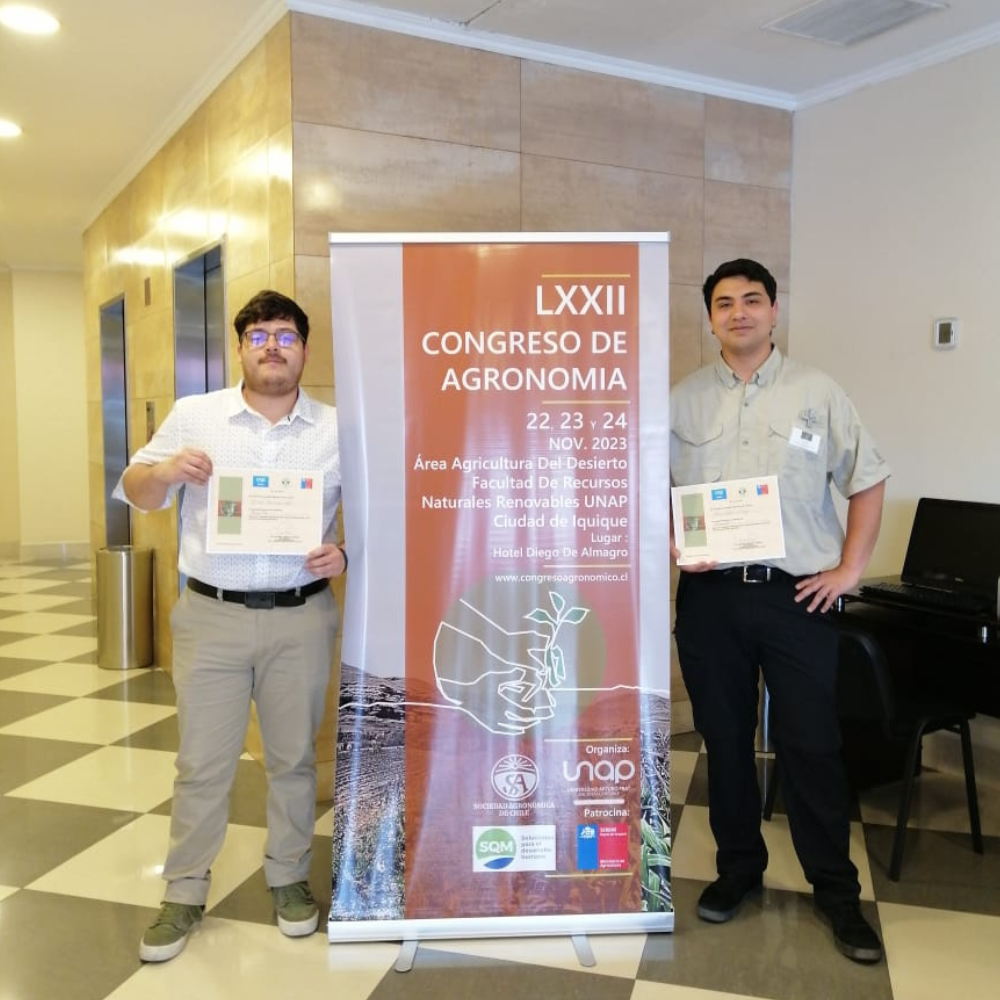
[933,318,959,350]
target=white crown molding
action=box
[85,0,289,231]
[780,19,1000,109]
[290,0,799,109]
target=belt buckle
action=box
[245,591,276,609]
[743,565,770,584]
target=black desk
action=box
[838,582,1000,719]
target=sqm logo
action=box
[474,828,517,871]
[491,754,539,802]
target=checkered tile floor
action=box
[1,556,999,1000]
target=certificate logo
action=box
[301,477,313,489]
[252,475,269,488]
[711,488,727,500]
[756,483,769,495]
[490,754,539,802]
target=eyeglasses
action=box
[243,328,303,349]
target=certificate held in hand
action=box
[207,468,324,555]
[671,476,785,566]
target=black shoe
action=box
[816,901,883,964]
[697,873,763,923]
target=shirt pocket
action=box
[671,422,725,486]
[767,420,825,502]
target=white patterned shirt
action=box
[113,384,341,590]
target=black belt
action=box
[187,577,329,608]
[716,564,797,584]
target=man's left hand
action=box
[304,543,347,579]
[794,564,862,613]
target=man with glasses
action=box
[115,289,347,962]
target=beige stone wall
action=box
[83,18,295,669]
[82,12,792,784]
[288,14,794,729]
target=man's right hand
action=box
[156,448,213,487]
[121,448,213,511]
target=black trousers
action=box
[674,571,860,907]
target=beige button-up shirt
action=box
[670,348,889,576]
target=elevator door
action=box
[100,297,131,546]
[174,243,225,400]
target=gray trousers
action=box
[162,585,339,905]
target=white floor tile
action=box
[878,902,1000,1000]
[0,694,174,743]
[0,661,142,696]
[0,578,68,595]
[315,806,334,837]
[7,746,177,811]
[0,593,83,612]
[0,610,96,633]
[0,884,17,903]
[0,634,97,660]
[28,814,268,910]
[421,931,648,978]
[106,922,398,1000]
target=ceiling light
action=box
[0,119,23,138]
[0,4,60,35]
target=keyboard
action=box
[860,581,992,616]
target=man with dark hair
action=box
[671,259,889,963]
[115,289,347,962]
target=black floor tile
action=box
[0,890,151,1000]
[864,824,1000,914]
[0,657,48,681]
[90,668,176,705]
[0,733,99,793]
[638,877,892,1000]
[0,797,139,885]
[113,714,179,752]
[53,619,98,637]
[368,945,635,1000]
[0,689,71,727]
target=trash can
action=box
[97,545,153,670]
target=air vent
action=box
[765,0,948,47]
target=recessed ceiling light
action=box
[0,4,60,35]
[0,119,23,138]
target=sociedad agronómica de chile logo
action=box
[474,828,517,870]
[490,754,539,802]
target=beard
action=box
[242,353,301,396]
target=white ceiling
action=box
[2,0,1000,271]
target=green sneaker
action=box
[139,902,204,962]
[271,881,319,937]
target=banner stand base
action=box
[571,934,596,967]
[394,939,418,973]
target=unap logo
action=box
[474,828,517,871]
[490,754,539,802]
[252,475,269,488]
[711,487,728,500]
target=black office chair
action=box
[763,625,984,881]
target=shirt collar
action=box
[226,382,316,423]
[713,345,784,388]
